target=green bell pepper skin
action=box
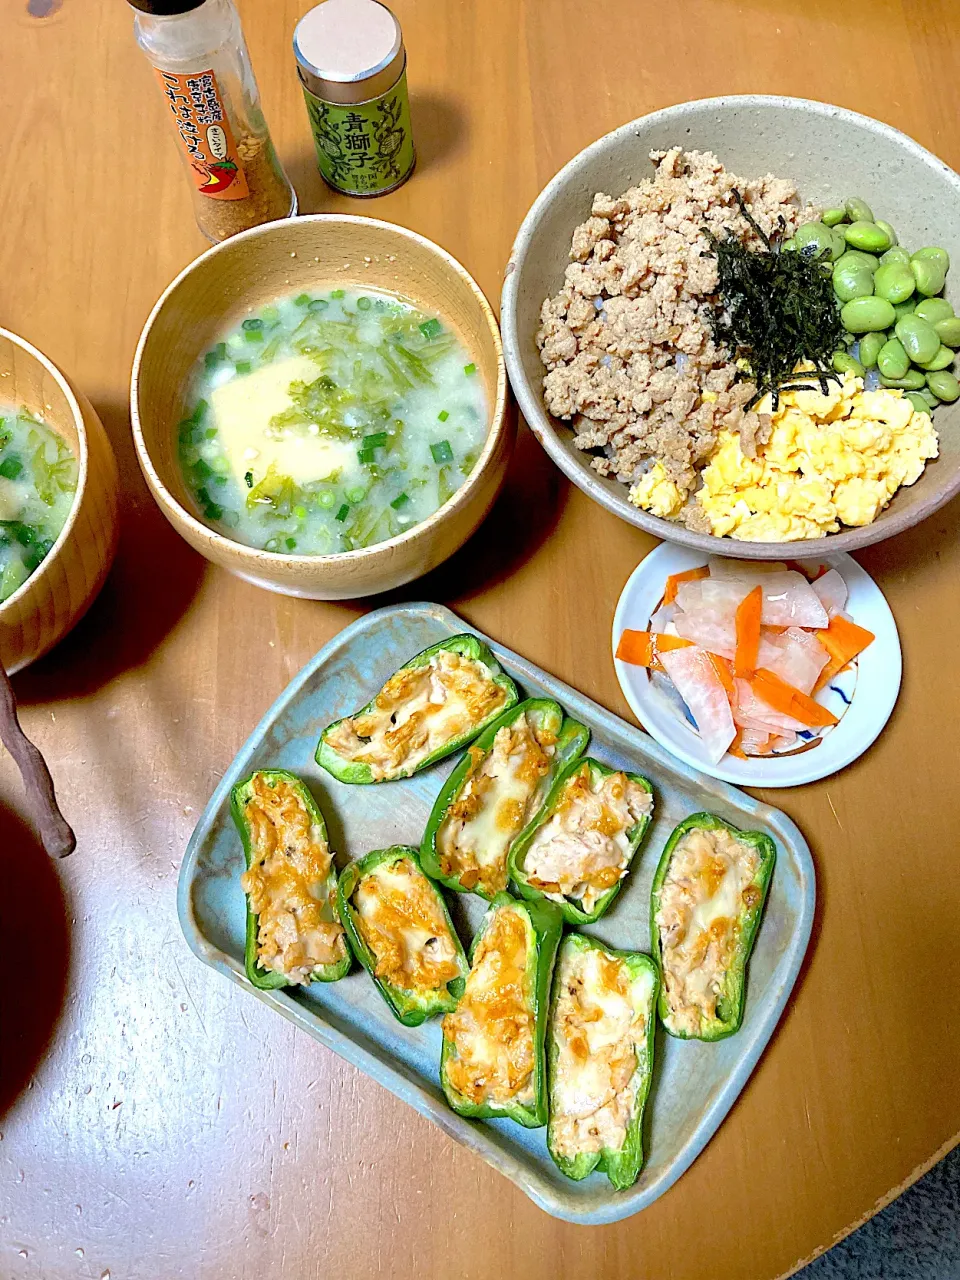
[231,769,351,990]
[440,892,562,1128]
[419,698,590,901]
[316,634,520,785]
[547,934,659,1189]
[650,812,776,1041]
[508,758,654,925]
[337,846,468,1027]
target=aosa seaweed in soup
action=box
[178,288,488,554]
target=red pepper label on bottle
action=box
[154,68,250,200]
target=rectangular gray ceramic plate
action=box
[178,603,815,1225]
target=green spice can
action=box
[294,0,415,197]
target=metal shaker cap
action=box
[294,0,405,105]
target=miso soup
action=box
[178,288,489,554]
[0,409,78,602]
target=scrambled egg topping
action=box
[629,463,685,519]
[696,375,939,541]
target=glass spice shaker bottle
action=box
[129,0,297,243]
[294,0,415,197]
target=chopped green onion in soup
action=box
[178,288,488,555]
[0,409,78,602]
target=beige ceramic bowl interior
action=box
[502,95,960,559]
[131,215,511,600]
[0,328,119,673]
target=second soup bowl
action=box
[131,215,511,599]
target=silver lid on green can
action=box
[294,0,405,105]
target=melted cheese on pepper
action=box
[239,774,347,984]
[324,649,509,781]
[523,765,652,913]
[352,857,461,993]
[654,826,762,1036]
[436,711,556,896]
[550,946,654,1160]
[442,904,535,1107]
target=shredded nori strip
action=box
[704,190,844,410]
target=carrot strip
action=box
[616,630,654,665]
[812,616,875,693]
[751,669,839,729]
[615,631,694,666]
[813,655,845,694]
[706,651,735,697]
[663,565,709,605]
[657,634,696,653]
[734,585,763,678]
[816,615,875,665]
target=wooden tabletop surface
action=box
[2,0,959,1276]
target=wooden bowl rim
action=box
[0,326,89,618]
[130,214,508,568]
[501,94,960,559]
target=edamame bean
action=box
[844,221,893,253]
[895,314,941,363]
[911,257,948,297]
[914,297,955,324]
[877,337,910,380]
[906,392,932,415]
[912,246,950,272]
[926,370,960,401]
[836,250,880,274]
[781,237,798,252]
[858,331,885,368]
[880,370,926,390]
[795,221,838,259]
[840,296,896,332]
[880,246,911,267]
[845,196,874,223]
[919,345,955,371]
[873,262,916,304]
[934,316,960,348]
[822,207,846,227]
[893,298,917,321]
[920,388,939,408]
[830,229,847,260]
[833,265,875,302]
[832,350,865,377]
[875,220,898,247]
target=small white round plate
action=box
[612,543,902,787]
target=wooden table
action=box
[2,1,958,1275]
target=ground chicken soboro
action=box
[536,148,818,531]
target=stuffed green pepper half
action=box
[650,812,776,1041]
[547,934,659,1190]
[337,846,468,1026]
[509,757,654,925]
[420,698,590,901]
[440,892,562,1128]
[316,634,519,784]
[231,769,351,989]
